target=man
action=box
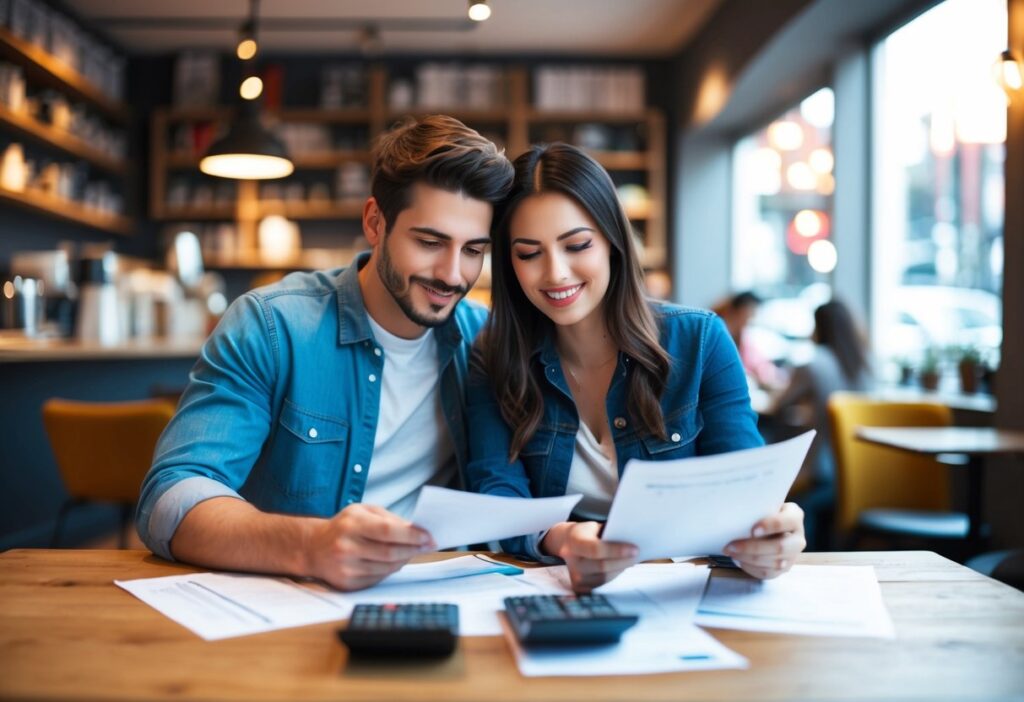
[136,115,514,591]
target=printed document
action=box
[410,486,581,550]
[505,563,748,676]
[602,431,815,560]
[696,565,896,638]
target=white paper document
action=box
[602,431,815,560]
[380,554,523,585]
[695,565,896,638]
[504,564,748,677]
[410,486,581,550]
[116,557,545,640]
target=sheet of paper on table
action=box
[695,565,896,638]
[504,563,749,677]
[602,431,815,561]
[115,556,535,640]
[409,486,582,550]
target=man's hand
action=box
[304,504,435,591]
[542,521,639,593]
[723,502,806,580]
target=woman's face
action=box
[508,192,613,329]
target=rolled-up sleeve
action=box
[136,293,277,558]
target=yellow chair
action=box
[828,393,969,544]
[42,398,176,547]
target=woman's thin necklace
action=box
[564,353,618,390]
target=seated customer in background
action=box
[135,116,514,591]
[466,143,807,593]
[769,299,873,549]
[712,290,787,391]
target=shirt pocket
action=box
[271,400,349,498]
[640,407,703,459]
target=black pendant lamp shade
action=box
[199,103,294,180]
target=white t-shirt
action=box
[564,421,618,520]
[362,316,455,518]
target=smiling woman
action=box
[465,143,806,593]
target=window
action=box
[872,0,1006,376]
[731,87,836,361]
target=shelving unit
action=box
[0,26,132,236]
[150,64,667,270]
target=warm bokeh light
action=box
[199,153,294,179]
[794,209,824,238]
[468,1,491,21]
[240,76,264,100]
[786,161,816,190]
[807,239,838,273]
[809,147,834,174]
[767,120,804,151]
[236,38,258,60]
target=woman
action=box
[769,299,873,549]
[466,143,807,592]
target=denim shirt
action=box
[465,302,764,561]
[136,253,487,560]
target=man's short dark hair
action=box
[371,115,514,232]
[730,291,762,310]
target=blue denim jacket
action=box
[465,302,764,560]
[137,253,487,560]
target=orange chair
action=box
[828,393,969,545]
[42,398,176,547]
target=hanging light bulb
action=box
[468,0,491,22]
[994,50,1023,93]
[240,75,264,100]
[237,0,259,59]
[200,103,293,180]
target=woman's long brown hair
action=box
[476,143,671,461]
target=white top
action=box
[362,315,456,519]
[564,420,618,521]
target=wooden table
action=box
[856,427,1024,548]
[1,550,1023,701]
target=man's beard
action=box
[376,239,468,328]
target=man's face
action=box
[374,183,494,328]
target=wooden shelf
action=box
[161,107,371,124]
[205,249,353,271]
[166,150,371,170]
[0,104,127,174]
[387,108,511,123]
[257,200,365,220]
[0,27,128,124]
[154,204,236,221]
[586,150,649,170]
[0,185,131,235]
[526,108,653,124]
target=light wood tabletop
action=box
[1,549,1023,701]
[856,427,1024,456]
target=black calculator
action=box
[338,603,459,657]
[503,594,639,646]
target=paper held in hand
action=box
[602,431,815,561]
[410,486,582,550]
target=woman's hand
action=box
[541,521,639,593]
[723,502,806,579]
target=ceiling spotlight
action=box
[468,0,491,22]
[237,0,259,59]
[239,75,263,100]
[237,34,257,61]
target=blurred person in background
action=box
[713,291,786,391]
[770,299,873,549]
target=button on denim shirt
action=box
[137,253,487,560]
[465,302,764,561]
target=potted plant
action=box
[919,347,941,391]
[956,345,983,394]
